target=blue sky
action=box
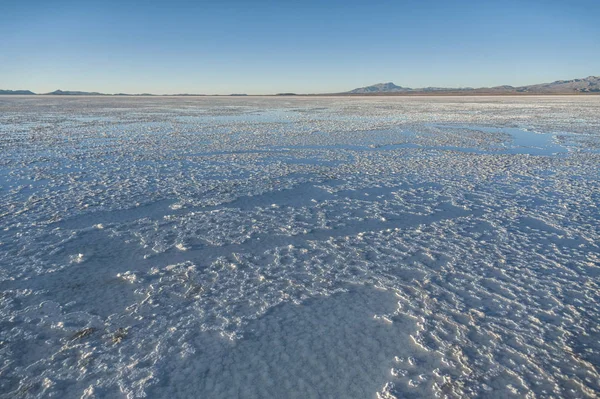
[1,0,599,94]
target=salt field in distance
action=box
[1,95,599,398]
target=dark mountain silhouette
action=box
[45,90,107,96]
[2,76,598,96]
[0,89,36,95]
[345,76,600,95]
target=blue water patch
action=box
[259,125,587,157]
[429,125,573,155]
[474,126,568,155]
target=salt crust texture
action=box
[0,96,599,398]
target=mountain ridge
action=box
[1,76,599,96]
[0,89,36,95]
[346,76,600,95]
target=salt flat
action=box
[1,96,599,398]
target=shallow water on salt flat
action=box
[1,96,599,398]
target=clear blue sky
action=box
[1,0,599,94]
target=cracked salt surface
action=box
[1,96,599,398]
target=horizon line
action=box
[1,74,599,97]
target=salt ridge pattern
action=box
[0,96,599,398]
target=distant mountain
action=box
[1,89,202,96]
[348,82,412,94]
[0,89,36,95]
[45,90,108,96]
[345,76,600,95]
[515,76,600,93]
[2,76,599,96]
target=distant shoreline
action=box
[1,93,599,97]
[2,75,599,97]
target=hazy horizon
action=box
[1,0,599,95]
[3,73,600,96]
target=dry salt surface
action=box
[1,95,599,398]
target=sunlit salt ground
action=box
[1,96,599,398]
